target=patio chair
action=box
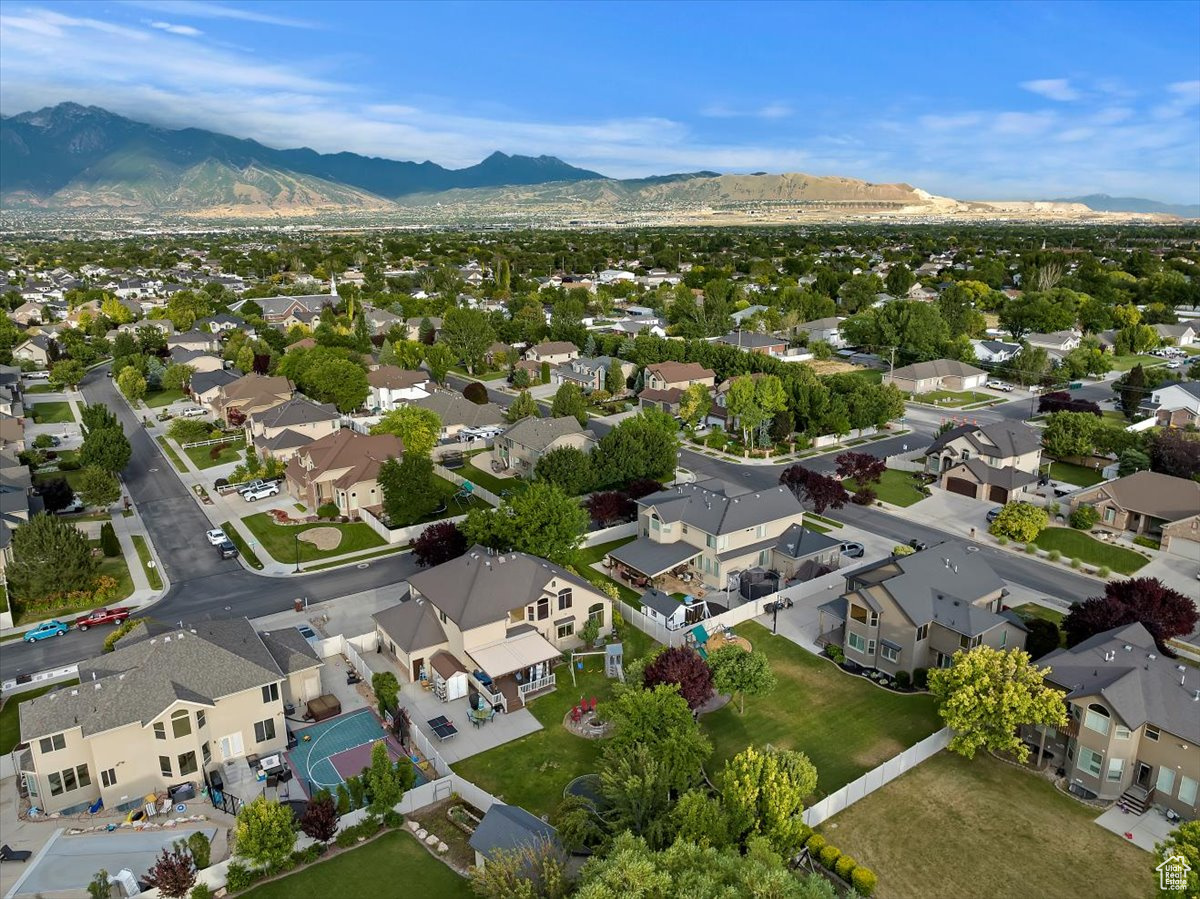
[588,696,597,712]
[0,845,32,863]
[571,705,582,723]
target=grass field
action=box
[575,537,641,604]
[704,623,942,793]
[453,626,653,816]
[13,542,134,625]
[843,468,926,507]
[23,384,59,394]
[302,544,412,571]
[1010,602,1065,627]
[0,680,80,754]
[131,534,163,590]
[221,520,263,569]
[183,439,244,470]
[826,752,1149,899]
[155,436,188,472]
[143,388,186,408]
[1108,353,1165,372]
[917,389,992,407]
[1047,460,1107,487]
[461,455,522,496]
[241,513,387,564]
[1034,527,1148,574]
[28,401,74,424]
[32,451,86,491]
[240,831,469,899]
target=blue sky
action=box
[2,0,1198,202]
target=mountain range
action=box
[0,103,1192,220]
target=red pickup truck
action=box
[74,607,132,630]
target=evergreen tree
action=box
[8,513,99,601]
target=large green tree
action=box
[721,745,816,856]
[1154,820,1200,899]
[370,405,441,458]
[534,445,594,495]
[116,367,147,402]
[592,410,678,489]
[601,684,711,792]
[505,389,539,423]
[303,358,368,412]
[50,359,85,390]
[7,512,99,602]
[707,646,776,714]
[550,382,588,426]
[76,466,122,508]
[232,796,296,869]
[440,307,495,374]
[378,454,439,526]
[81,424,132,473]
[461,481,588,565]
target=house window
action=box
[1078,747,1103,778]
[558,588,573,611]
[1146,726,1160,741]
[536,596,550,620]
[254,719,276,744]
[881,645,900,663]
[1107,758,1125,782]
[870,612,879,627]
[160,756,173,778]
[262,683,279,704]
[171,709,192,739]
[101,768,117,788]
[1157,767,1176,795]
[197,710,206,730]
[588,603,605,627]
[867,639,876,656]
[1114,726,1131,740]
[916,624,929,642]
[39,734,66,754]
[202,742,212,765]
[850,606,868,624]
[1178,775,1198,807]
[154,722,167,740]
[756,524,767,539]
[178,751,198,776]
[48,772,63,796]
[1104,507,1115,524]
[557,621,575,640]
[706,534,716,548]
[847,633,867,653]
[1084,704,1111,736]
[960,634,982,650]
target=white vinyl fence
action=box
[802,727,952,827]
[434,463,502,507]
[582,521,637,547]
[358,505,468,545]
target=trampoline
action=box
[287,708,427,795]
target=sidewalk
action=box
[684,428,913,467]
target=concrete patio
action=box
[1094,804,1178,853]
[397,679,543,765]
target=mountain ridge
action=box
[1051,193,1199,219]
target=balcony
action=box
[517,673,556,703]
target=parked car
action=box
[205,528,228,545]
[216,538,239,559]
[908,539,928,552]
[74,607,132,630]
[986,507,1003,523]
[24,620,69,643]
[840,541,865,558]
[986,380,1013,392]
[243,484,280,502]
[237,479,267,496]
[54,498,85,515]
[180,406,206,417]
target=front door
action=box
[412,657,424,681]
[1136,762,1152,789]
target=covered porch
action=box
[816,596,847,648]
[605,539,702,592]
[468,630,561,711]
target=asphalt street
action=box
[2,373,1102,682]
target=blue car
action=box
[24,620,69,643]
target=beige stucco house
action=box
[924,421,1043,503]
[524,341,579,366]
[284,429,402,516]
[1069,471,1200,558]
[246,396,341,462]
[644,361,716,392]
[886,359,988,394]
[373,547,612,712]
[17,620,321,814]
[12,336,52,368]
[212,374,293,423]
[493,416,595,476]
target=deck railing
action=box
[517,674,556,702]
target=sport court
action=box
[287,708,424,796]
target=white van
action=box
[180,406,207,417]
[24,370,49,381]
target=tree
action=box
[470,839,570,899]
[1042,411,1101,458]
[1069,504,1100,530]
[463,381,489,405]
[779,465,849,516]
[99,521,120,557]
[1154,820,1200,899]
[885,263,914,297]
[671,790,732,850]
[605,358,624,396]
[534,446,594,496]
[370,405,441,458]
[50,359,85,390]
[1023,618,1061,660]
[598,743,678,850]
[835,451,886,498]
[304,358,368,412]
[550,382,588,426]
[592,410,679,489]
[371,670,400,714]
[81,425,132,473]
[7,512,99,602]
[366,740,412,816]
[1119,363,1147,419]
[1003,342,1051,387]
[1148,429,1200,480]
[413,521,467,567]
[77,466,121,508]
[81,402,119,435]
[143,845,196,899]
[87,868,111,899]
[300,792,340,844]
[116,367,146,403]
[602,684,711,792]
[1117,448,1151,476]
[585,490,636,526]
[721,745,816,856]
[378,454,439,526]
[929,646,1067,763]
[161,363,194,392]
[506,389,539,423]
[642,646,714,710]
[462,481,589,566]
[988,501,1047,543]
[1064,578,1199,653]
[233,795,296,868]
[441,307,495,374]
[1038,391,1101,416]
[677,383,712,430]
[708,646,776,715]
[39,476,75,513]
[423,343,454,384]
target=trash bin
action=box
[293,598,303,612]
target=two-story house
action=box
[1021,622,1199,819]
[168,329,219,354]
[551,356,635,394]
[246,397,341,463]
[924,421,1043,503]
[12,336,52,368]
[168,347,225,374]
[607,479,826,591]
[410,390,506,441]
[493,416,595,476]
[795,316,847,349]
[373,547,612,712]
[16,619,321,814]
[638,361,717,415]
[189,369,239,410]
[819,542,1027,677]
[524,341,579,367]
[367,366,431,412]
[284,429,403,516]
[212,374,293,424]
[1143,381,1200,429]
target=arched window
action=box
[588,603,605,627]
[1084,703,1110,736]
[171,709,193,739]
[558,588,573,611]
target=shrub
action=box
[827,645,844,663]
[1097,566,1111,578]
[58,458,82,471]
[189,885,212,899]
[835,855,857,880]
[805,834,826,854]
[223,862,254,894]
[347,775,365,810]
[186,832,211,869]
[989,501,1048,543]
[335,784,351,815]
[912,667,928,689]
[462,382,488,405]
[317,503,339,519]
[850,487,876,505]
[1069,505,1100,530]
[1047,549,1061,562]
[1070,557,1082,569]
[104,618,140,652]
[851,866,878,896]
[1025,543,1038,554]
[818,844,841,869]
[100,522,120,557]
[895,670,911,689]
[997,535,1008,546]
[383,809,404,829]
[796,824,814,846]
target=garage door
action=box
[945,477,978,498]
[988,485,1009,504]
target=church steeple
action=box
[330,275,338,296]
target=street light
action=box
[294,532,300,573]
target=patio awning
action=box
[608,539,701,578]
[468,631,560,679]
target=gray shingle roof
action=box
[639,588,683,618]
[411,392,505,429]
[372,592,450,652]
[925,421,1041,460]
[775,523,841,559]
[716,331,784,349]
[1073,471,1200,523]
[638,482,804,537]
[951,457,1039,490]
[469,804,558,860]
[501,416,591,452]
[608,539,702,577]
[890,359,987,381]
[190,369,239,396]
[253,397,339,429]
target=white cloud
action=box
[700,102,792,120]
[149,21,202,36]
[1020,78,1080,102]
[992,111,1057,136]
[123,1,316,29]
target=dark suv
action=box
[216,538,239,559]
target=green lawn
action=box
[460,455,523,497]
[28,401,74,424]
[807,514,843,529]
[241,513,387,564]
[1047,460,1107,487]
[843,468,926,507]
[131,534,163,590]
[705,623,942,794]
[450,366,508,382]
[1108,353,1165,372]
[13,542,133,625]
[302,544,412,571]
[916,389,992,407]
[23,384,58,394]
[240,831,469,899]
[155,436,188,472]
[844,368,884,384]
[183,438,244,470]
[143,388,186,408]
[0,680,80,754]
[221,520,263,570]
[453,626,653,816]
[1010,602,1064,627]
[1033,527,1148,574]
[827,752,1148,899]
[33,451,86,491]
[0,582,6,613]
[576,537,641,604]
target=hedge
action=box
[807,833,877,898]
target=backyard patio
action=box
[397,676,544,765]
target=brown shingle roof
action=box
[286,429,403,491]
[367,366,429,390]
[646,361,715,383]
[1078,470,1200,522]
